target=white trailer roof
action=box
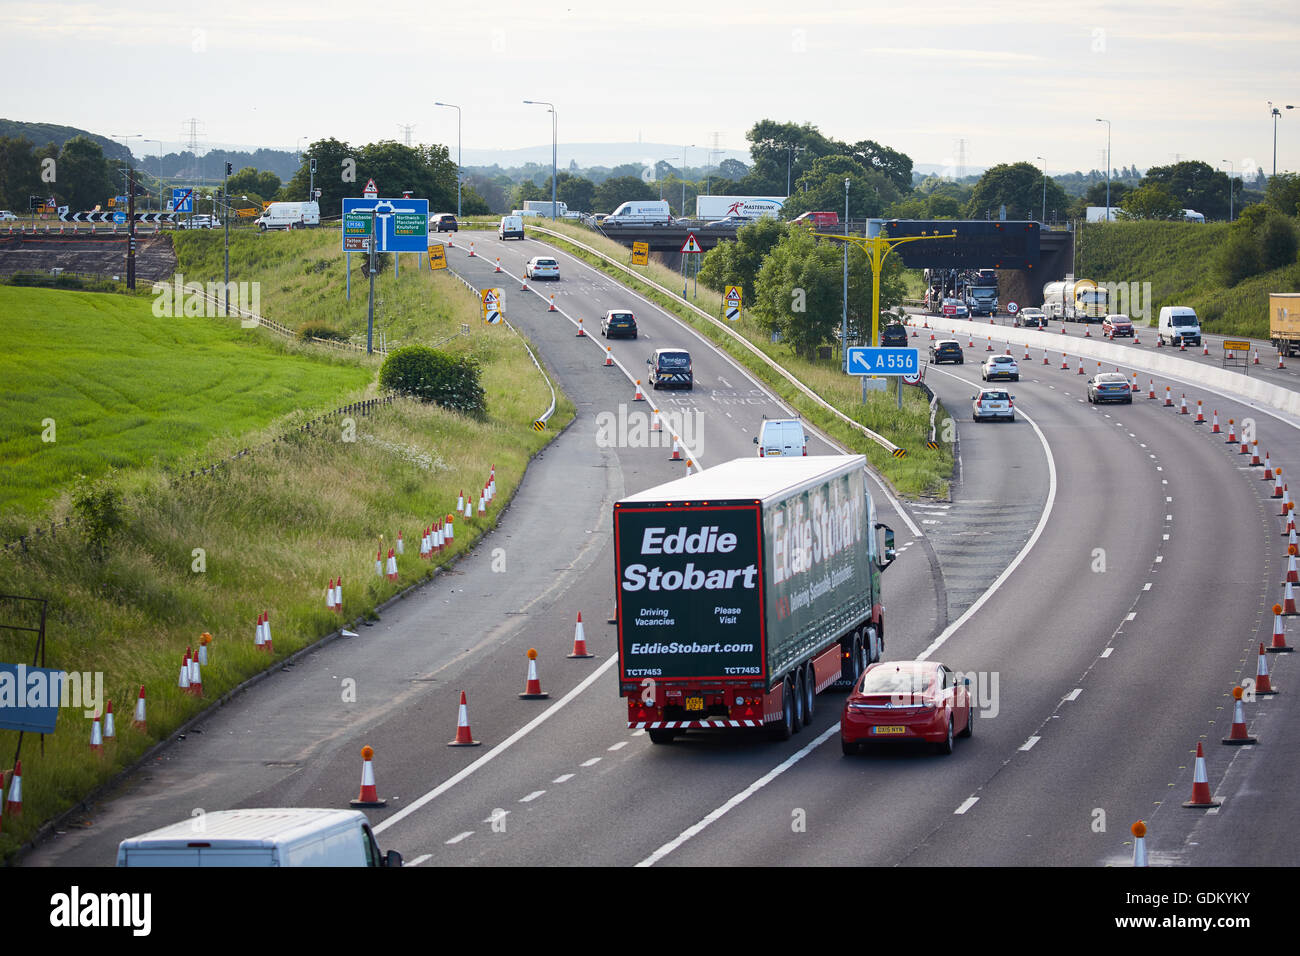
[619,455,867,505]
[119,808,364,847]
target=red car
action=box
[841,660,973,755]
[1101,314,1134,337]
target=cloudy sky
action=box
[3,0,1297,177]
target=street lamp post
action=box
[523,100,558,220]
[659,156,679,202]
[1096,119,1111,221]
[787,145,806,196]
[1269,101,1295,179]
[434,102,462,218]
[682,144,695,218]
[843,179,849,368]
[151,140,164,213]
[1222,159,1235,222]
[1036,156,1047,223]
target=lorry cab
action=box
[754,417,807,457]
[1158,306,1201,346]
[116,808,401,867]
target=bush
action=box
[1259,214,1299,271]
[1216,232,1261,287]
[71,472,127,560]
[379,345,486,418]
[297,320,349,342]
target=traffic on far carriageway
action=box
[614,456,895,744]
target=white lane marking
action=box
[374,655,618,835]
[581,757,601,767]
[408,853,434,864]
[1157,466,1163,472]
[1126,612,1137,620]
[1101,648,1114,658]
[1165,515,1173,521]
[1163,534,1169,540]
[1144,582,1152,590]
[1165,496,1173,502]
[443,833,472,846]
[520,790,545,803]
[718,376,733,388]
[954,796,980,815]
[1019,736,1041,751]
[631,728,645,736]
[636,723,839,867]
[553,773,575,783]
[917,399,1057,662]
[482,811,508,823]
[1155,555,1163,563]
[1064,688,1082,702]
[1162,479,1168,484]
[608,740,628,751]
[922,519,941,525]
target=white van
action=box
[604,200,672,225]
[115,808,402,867]
[754,418,807,457]
[1158,306,1201,347]
[499,215,524,240]
[255,201,320,231]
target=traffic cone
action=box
[1222,686,1256,745]
[1180,339,1186,351]
[1162,386,1172,406]
[986,337,993,351]
[326,577,336,612]
[5,760,21,816]
[969,334,975,348]
[1084,326,1091,337]
[447,691,481,747]
[262,611,273,653]
[420,528,429,559]
[445,513,455,540]
[633,380,645,401]
[1202,340,1210,356]
[669,438,682,461]
[1269,604,1292,652]
[467,242,476,258]
[521,277,529,291]
[104,700,115,738]
[1131,372,1139,393]
[1006,347,1013,356]
[1211,410,1220,433]
[464,499,473,520]
[1178,394,1187,415]
[1043,350,1050,365]
[1061,353,1070,370]
[1250,442,1261,466]
[335,576,342,611]
[1226,419,1236,443]
[1193,401,1204,423]
[396,531,404,555]
[494,257,502,273]
[651,410,662,432]
[519,648,549,699]
[350,746,387,808]
[604,347,613,366]
[1273,470,1284,498]
[548,295,557,312]
[1023,344,1030,360]
[477,491,486,516]
[178,650,191,691]
[1148,380,1157,399]
[1182,743,1219,808]
[576,318,586,336]
[386,548,398,581]
[457,490,465,513]
[189,651,202,696]
[1239,434,1250,455]
[1254,644,1277,695]
[1279,352,1286,369]
[1253,349,1260,365]
[1262,452,1273,480]
[375,548,383,577]
[1283,581,1298,616]
[132,685,147,730]
[1133,331,1140,344]
[911,327,918,337]
[90,715,103,753]
[568,612,594,658]
[1284,513,1297,536]
[1131,821,1147,867]
[1285,547,1298,584]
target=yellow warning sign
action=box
[1222,339,1250,352]
[724,286,742,322]
[631,241,649,266]
[428,245,447,270]
[481,287,504,324]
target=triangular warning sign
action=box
[363,178,378,197]
[680,232,702,254]
[725,288,740,304]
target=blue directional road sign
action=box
[113,211,126,224]
[846,347,920,376]
[171,187,194,213]
[341,197,429,253]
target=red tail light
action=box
[758,448,764,457]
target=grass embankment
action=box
[0,234,572,859]
[523,219,951,498]
[1076,220,1300,337]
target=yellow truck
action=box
[1271,293,1300,357]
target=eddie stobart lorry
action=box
[614,456,895,743]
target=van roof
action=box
[119,808,365,848]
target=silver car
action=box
[981,354,1020,382]
[525,256,560,280]
[972,388,1015,422]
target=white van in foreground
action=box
[499,215,524,240]
[255,201,320,231]
[1158,306,1201,347]
[604,200,672,224]
[754,418,808,457]
[116,808,401,867]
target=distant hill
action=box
[0,118,134,163]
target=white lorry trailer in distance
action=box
[694,195,786,220]
[523,200,572,218]
[255,201,319,230]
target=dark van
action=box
[647,349,693,390]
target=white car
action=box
[0,210,18,221]
[1014,308,1047,329]
[525,256,560,281]
[972,388,1015,422]
[981,354,1019,382]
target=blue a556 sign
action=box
[846,347,920,376]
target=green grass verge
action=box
[525,219,952,498]
[0,236,573,860]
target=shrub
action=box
[297,320,349,342]
[1259,214,1299,271]
[71,472,127,560]
[379,345,486,418]
[1216,232,1261,287]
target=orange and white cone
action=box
[464,499,473,520]
[1133,330,1140,344]
[1222,686,1256,745]
[420,528,429,559]
[521,276,529,291]
[263,611,273,653]
[494,257,502,273]
[1273,470,1284,499]
[568,612,593,658]
[576,318,586,336]
[1043,351,1050,365]
[1182,742,1219,808]
[669,438,682,461]
[189,650,202,696]
[969,334,976,347]
[519,648,549,699]
[386,548,398,581]
[198,633,210,665]
[1023,344,1030,360]
[604,347,614,367]
[467,241,476,258]
[1283,548,1298,584]
[445,514,455,540]
[1131,372,1140,393]
[179,650,191,691]
[1250,442,1261,466]
[477,491,486,516]
[396,531,404,555]
[1254,644,1277,695]
[1279,352,1287,369]
[1131,821,1148,867]
[1193,401,1204,423]
[1061,353,1070,370]
[327,577,337,612]
[1211,410,1220,433]
[132,685,147,730]
[350,746,387,807]
[334,576,343,612]
[1283,581,1298,616]
[90,715,103,753]
[1202,340,1210,356]
[651,410,662,432]
[104,700,116,738]
[1164,386,1173,407]
[986,337,993,351]
[1262,452,1273,480]
[1148,380,1157,399]
[457,490,465,512]
[1283,513,1295,536]
[1269,604,1293,652]
[1226,419,1236,443]
[1179,339,1186,351]
[5,760,21,816]
[1239,434,1250,455]
[447,691,481,747]
[1077,358,1085,375]
[254,612,265,649]
[548,295,557,312]
[375,548,383,577]
[633,380,645,401]
[1254,349,1261,365]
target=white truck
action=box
[523,200,570,218]
[255,201,319,230]
[1042,276,1108,322]
[603,200,673,224]
[694,195,786,220]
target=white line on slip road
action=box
[552,773,574,784]
[581,757,601,767]
[374,654,618,835]
[1165,515,1173,521]
[1101,648,1114,658]
[1126,612,1137,621]
[483,810,509,824]
[636,724,839,867]
[520,790,545,803]
[1163,534,1169,540]
[408,853,434,865]
[1144,583,1152,590]
[955,796,980,815]
[1166,496,1173,502]
[1155,555,1164,563]
[1019,736,1041,751]
[1064,688,1082,701]
[608,741,628,751]
[443,833,473,846]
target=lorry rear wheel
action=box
[770,681,795,741]
[865,626,880,665]
[648,729,677,744]
[803,663,816,722]
[792,671,805,733]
